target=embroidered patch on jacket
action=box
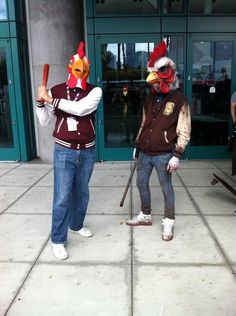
[163,102,175,115]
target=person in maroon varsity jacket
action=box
[36,42,102,260]
[126,40,191,241]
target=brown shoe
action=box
[126,211,152,226]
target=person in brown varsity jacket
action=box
[126,40,191,241]
[36,42,102,260]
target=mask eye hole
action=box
[158,66,168,73]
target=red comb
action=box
[148,40,167,67]
[78,41,85,59]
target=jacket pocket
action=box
[90,119,95,134]
[57,118,64,134]
[164,130,169,143]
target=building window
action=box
[189,0,236,14]
[0,0,7,20]
[95,0,159,15]
[162,0,185,14]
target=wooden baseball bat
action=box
[37,63,50,102]
[120,162,137,207]
[42,63,50,86]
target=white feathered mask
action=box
[146,40,179,94]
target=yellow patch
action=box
[163,102,175,116]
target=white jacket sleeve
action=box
[52,87,102,117]
[36,90,55,126]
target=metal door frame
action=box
[0,39,20,160]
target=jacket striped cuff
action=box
[36,101,45,108]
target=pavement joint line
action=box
[4,234,51,316]
[211,162,236,185]
[176,172,236,278]
[0,259,233,267]
[0,164,21,178]
[0,168,53,216]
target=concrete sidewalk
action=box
[0,159,236,316]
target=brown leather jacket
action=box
[136,89,191,158]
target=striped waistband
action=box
[54,137,95,149]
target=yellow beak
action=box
[146,71,160,84]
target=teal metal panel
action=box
[162,17,186,32]
[10,38,36,161]
[7,0,16,21]
[185,146,231,159]
[9,22,27,40]
[0,23,10,37]
[188,17,236,33]
[94,17,161,34]
[85,0,94,18]
[86,18,95,35]
[0,38,20,160]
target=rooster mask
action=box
[146,40,179,94]
[67,41,90,90]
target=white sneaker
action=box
[69,227,93,238]
[51,243,69,260]
[162,218,174,241]
[126,211,152,226]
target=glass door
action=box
[186,35,233,159]
[95,35,158,161]
[0,39,20,160]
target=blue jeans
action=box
[136,152,175,219]
[51,144,95,243]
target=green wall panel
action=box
[94,17,161,34]
[188,17,236,33]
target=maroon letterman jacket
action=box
[51,83,96,150]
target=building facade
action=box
[1,0,236,162]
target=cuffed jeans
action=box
[51,144,95,244]
[136,152,175,219]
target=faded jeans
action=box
[136,152,175,219]
[51,144,95,243]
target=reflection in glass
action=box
[102,43,154,148]
[165,35,184,91]
[0,48,14,148]
[163,0,185,14]
[96,0,158,15]
[191,41,232,146]
[189,0,236,14]
[0,0,7,19]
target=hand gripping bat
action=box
[37,63,50,102]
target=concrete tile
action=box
[0,162,19,169]
[211,159,231,169]
[177,168,236,187]
[5,187,53,214]
[0,214,50,262]
[0,169,50,187]
[7,264,130,316]
[90,169,131,186]
[40,215,130,263]
[179,160,216,169]
[133,215,224,264]
[88,187,130,215]
[94,161,131,170]
[188,187,236,215]
[35,170,53,187]
[131,187,197,215]
[205,216,236,263]
[133,266,236,316]
[0,262,31,316]
[0,186,29,214]
[17,164,52,170]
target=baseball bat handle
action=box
[119,162,137,207]
[42,64,49,86]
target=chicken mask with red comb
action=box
[146,40,178,94]
[67,41,90,90]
